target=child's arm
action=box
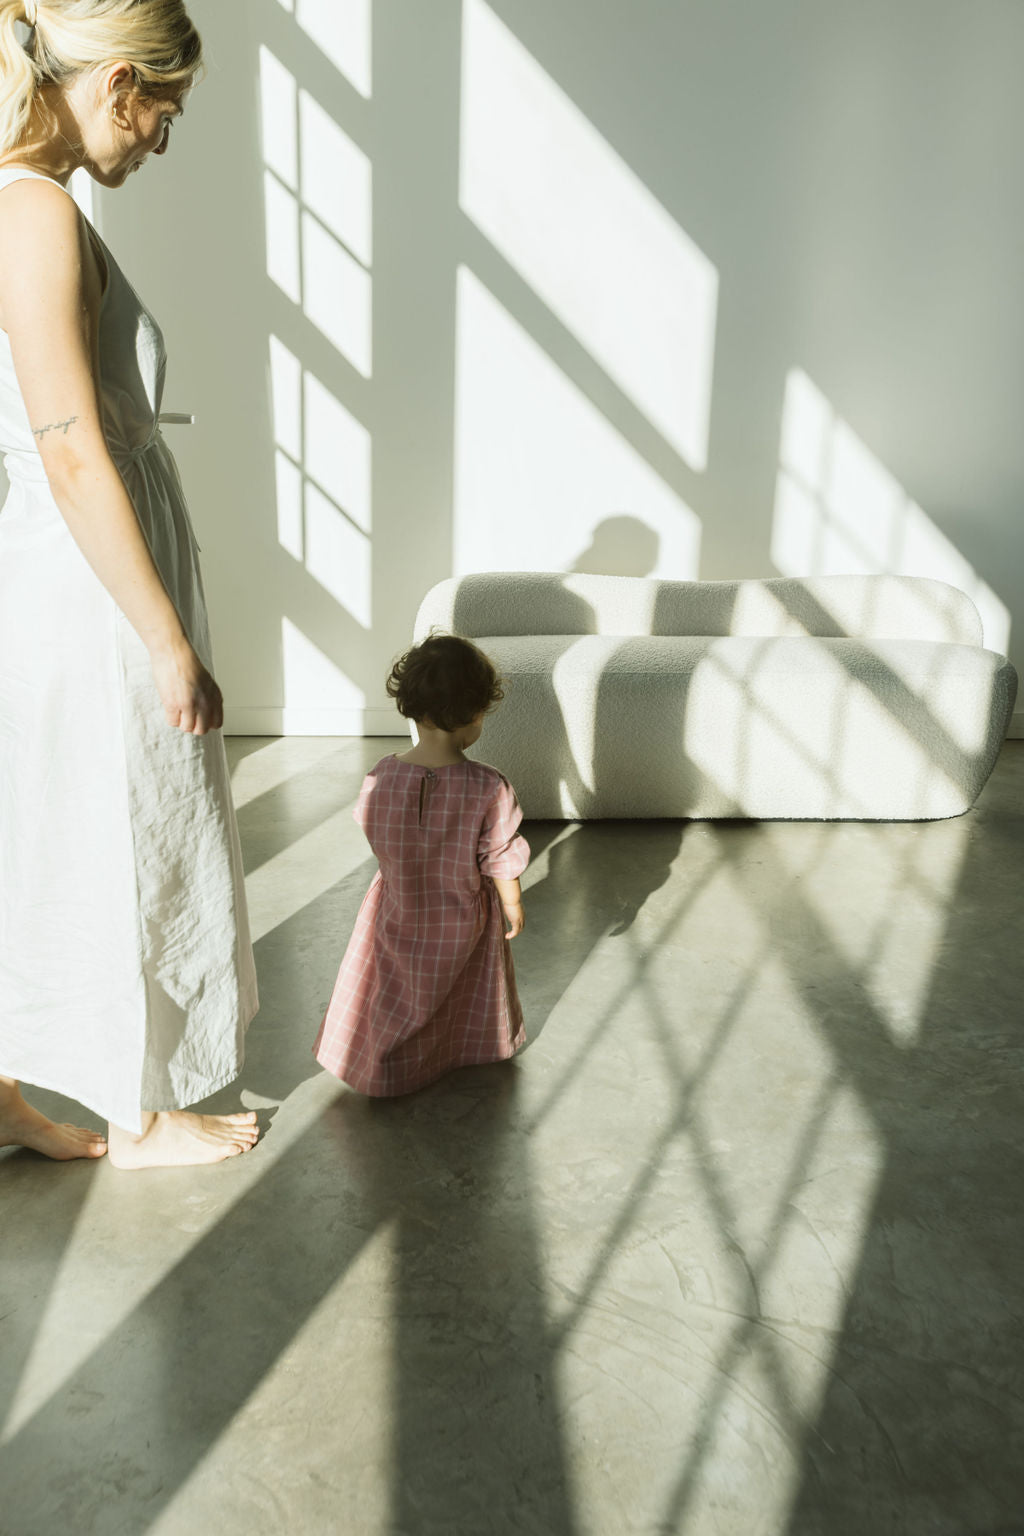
[492,876,524,938]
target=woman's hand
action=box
[148,637,223,735]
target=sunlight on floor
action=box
[146,1217,396,1535]
[515,828,890,1532]
[244,794,370,945]
[229,736,350,811]
[512,791,974,1529]
[1,734,1008,1533]
[0,1067,350,1450]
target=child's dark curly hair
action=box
[386,632,504,732]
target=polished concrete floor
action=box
[2,737,1023,1536]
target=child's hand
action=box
[503,901,525,939]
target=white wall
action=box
[86,0,1024,733]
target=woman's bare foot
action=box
[0,1082,107,1161]
[106,1110,260,1170]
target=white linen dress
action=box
[0,169,258,1131]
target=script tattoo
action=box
[32,416,79,440]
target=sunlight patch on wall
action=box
[772,369,1011,653]
[260,47,373,376]
[270,336,372,627]
[282,617,365,724]
[304,371,372,534]
[305,484,372,627]
[300,90,372,264]
[453,267,701,578]
[290,0,373,100]
[301,214,373,375]
[274,448,303,561]
[264,172,302,304]
[460,0,717,471]
[260,45,298,181]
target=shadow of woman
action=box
[324,1066,582,1535]
[0,1150,100,1434]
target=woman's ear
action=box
[101,61,137,126]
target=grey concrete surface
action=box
[2,738,1022,1536]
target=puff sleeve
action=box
[477,776,530,879]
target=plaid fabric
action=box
[314,755,530,1096]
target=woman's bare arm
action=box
[0,177,220,734]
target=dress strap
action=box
[0,167,69,195]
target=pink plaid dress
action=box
[314,755,530,1096]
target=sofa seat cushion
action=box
[467,634,1016,820]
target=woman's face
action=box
[106,88,187,185]
[79,67,188,187]
[119,91,186,178]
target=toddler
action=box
[314,633,529,1096]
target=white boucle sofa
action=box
[414,572,1017,820]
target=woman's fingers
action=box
[151,643,223,735]
[190,680,224,735]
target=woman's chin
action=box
[92,163,138,189]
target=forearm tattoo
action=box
[32,416,79,440]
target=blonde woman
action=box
[0,0,259,1167]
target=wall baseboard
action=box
[224,707,406,737]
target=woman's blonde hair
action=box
[0,0,202,157]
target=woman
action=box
[0,0,259,1167]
